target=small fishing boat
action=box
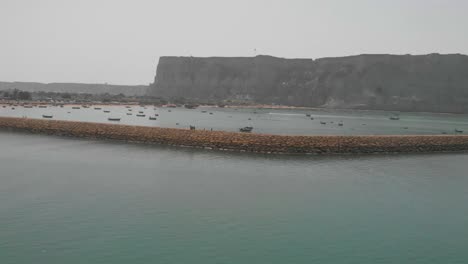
[155,114,159,117]
[42,114,53,118]
[103,110,111,113]
[108,117,121,121]
[38,105,47,108]
[239,126,253,133]
[306,114,311,117]
[94,107,102,110]
[126,106,131,108]
[201,110,207,113]
[138,111,144,113]
[184,104,199,109]
[24,105,33,108]
[149,116,157,120]
[320,121,326,125]
[455,128,464,133]
[338,122,343,126]
[136,114,146,117]
[389,115,400,120]
[209,112,213,115]
[126,113,132,115]
[72,106,80,109]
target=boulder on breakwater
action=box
[1,117,468,154]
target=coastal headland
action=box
[1,117,468,155]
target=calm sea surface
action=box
[1,104,468,135]
[1,131,468,263]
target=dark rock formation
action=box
[148,54,468,113]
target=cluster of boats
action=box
[33,104,161,122]
[3,104,467,135]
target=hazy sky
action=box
[1,0,467,85]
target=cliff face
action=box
[148,54,468,113]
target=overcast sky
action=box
[1,0,467,85]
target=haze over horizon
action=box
[2,0,467,85]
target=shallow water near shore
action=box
[1,132,468,263]
[1,104,468,135]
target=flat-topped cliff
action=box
[148,54,468,113]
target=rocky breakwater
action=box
[1,117,468,154]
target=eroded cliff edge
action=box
[148,54,468,113]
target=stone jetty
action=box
[1,117,468,155]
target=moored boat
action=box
[42,114,53,119]
[184,104,199,109]
[239,126,253,133]
[108,117,121,121]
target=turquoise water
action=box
[1,132,468,263]
[1,104,468,135]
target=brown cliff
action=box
[148,54,468,113]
